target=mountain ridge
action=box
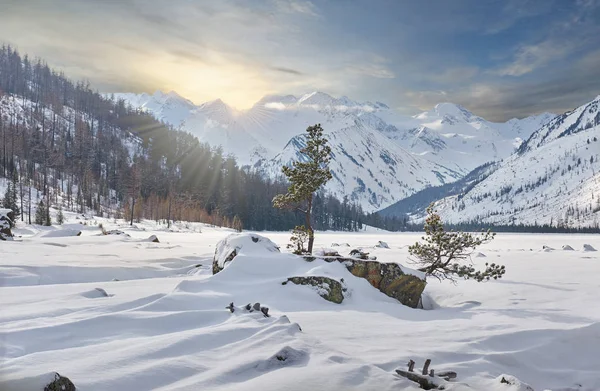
[110,90,556,212]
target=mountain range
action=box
[111,91,554,212]
[420,95,600,227]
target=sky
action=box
[2,0,600,121]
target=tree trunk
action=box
[130,197,135,226]
[306,194,314,254]
[167,196,172,228]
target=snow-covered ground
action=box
[1,216,599,390]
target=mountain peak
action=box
[297,91,337,106]
[434,102,473,119]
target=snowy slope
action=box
[111,91,554,211]
[428,96,600,227]
[1,217,600,391]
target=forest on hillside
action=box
[0,45,407,232]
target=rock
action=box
[496,374,534,391]
[331,243,339,247]
[44,373,76,391]
[105,229,131,237]
[475,252,487,257]
[94,288,109,297]
[213,233,280,274]
[226,302,235,313]
[542,245,554,252]
[314,248,341,257]
[562,245,574,251]
[284,276,345,304]
[257,346,309,371]
[349,248,370,259]
[302,255,426,308]
[583,244,597,252]
[252,302,261,311]
[0,208,14,240]
[148,234,159,243]
[260,306,270,317]
[375,240,390,249]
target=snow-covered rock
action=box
[375,240,390,249]
[0,208,14,241]
[562,245,575,251]
[213,233,280,274]
[495,374,534,391]
[583,244,597,252]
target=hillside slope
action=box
[426,96,600,227]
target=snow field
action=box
[1,218,600,390]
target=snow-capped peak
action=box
[297,91,339,106]
[433,102,476,121]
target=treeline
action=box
[399,221,600,234]
[0,45,407,231]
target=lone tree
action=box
[273,124,332,253]
[409,204,505,282]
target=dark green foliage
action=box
[2,172,20,227]
[56,205,65,225]
[409,204,505,282]
[287,225,309,255]
[35,200,51,226]
[273,124,332,253]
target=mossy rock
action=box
[301,255,426,308]
[284,276,344,304]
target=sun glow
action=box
[135,53,274,109]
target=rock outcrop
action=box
[0,208,14,240]
[44,373,76,391]
[303,255,426,308]
[283,276,345,304]
[213,233,280,274]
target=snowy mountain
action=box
[111,91,554,211]
[424,96,600,227]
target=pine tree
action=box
[273,124,332,253]
[56,204,65,225]
[2,172,20,227]
[35,200,46,225]
[408,204,505,282]
[232,215,243,232]
[287,225,309,255]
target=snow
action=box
[109,91,554,212]
[429,96,600,227]
[2,216,600,391]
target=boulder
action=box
[105,229,131,237]
[302,255,426,308]
[314,248,341,257]
[44,373,76,391]
[583,244,597,252]
[496,374,534,391]
[562,245,574,251]
[283,276,345,304]
[375,240,390,249]
[213,233,280,274]
[148,234,159,243]
[0,208,14,240]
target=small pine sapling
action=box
[409,204,505,282]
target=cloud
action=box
[347,64,395,79]
[494,41,569,76]
[273,0,320,17]
[269,66,304,76]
